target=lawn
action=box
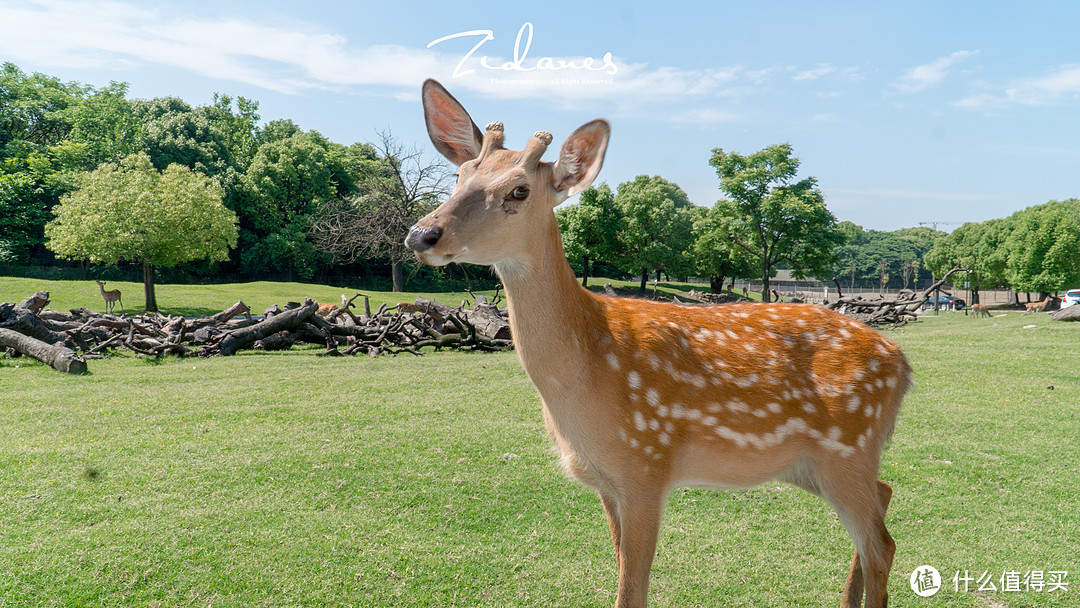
[0,276,710,318]
[1,285,1077,607]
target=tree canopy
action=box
[45,152,238,311]
[556,183,621,287]
[925,198,1080,300]
[613,175,695,291]
[709,143,844,300]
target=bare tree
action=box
[311,130,453,291]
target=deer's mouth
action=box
[413,251,455,267]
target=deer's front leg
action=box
[606,492,663,608]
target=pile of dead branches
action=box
[1,290,512,374]
[824,267,967,326]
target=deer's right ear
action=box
[422,79,483,166]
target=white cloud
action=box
[793,64,834,81]
[1004,64,1080,105]
[667,108,741,125]
[954,64,1080,109]
[0,0,455,94]
[893,50,978,93]
[0,0,753,108]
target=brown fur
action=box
[1024,296,1054,314]
[406,79,911,608]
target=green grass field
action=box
[2,280,1078,607]
[0,276,710,317]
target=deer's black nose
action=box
[406,225,442,251]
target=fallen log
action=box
[0,327,87,374]
[1051,306,1080,322]
[210,298,319,356]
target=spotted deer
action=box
[94,280,123,314]
[405,79,912,608]
[970,303,990,318]
[1024,296,1054,314]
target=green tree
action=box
[556,183,621,286]
[692,202,757,293]
[614,175,695,291]
[205,93,261,172]
[44,153,237,311]
[65,81,140,166]
[132,97,231,175]
[236,132,334,280]
[0,62,85,153]
[1003,199,1080,297]
[924,220,1009,304]
[709,143,844,300]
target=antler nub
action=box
[479,121,505,158]
[521,130,553,166]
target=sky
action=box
[2,0,1079,232]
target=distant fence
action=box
[728,279,1019,306]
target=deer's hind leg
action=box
[782,460,894,608]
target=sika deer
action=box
[406,79,912,608]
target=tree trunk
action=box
[216,299,318,356]
[639,268,648,293]
[143,262,158,312]
[0,327,87,374]
[391,260,404,292]
[761,269,771,301]
[580,256,590,287]
[710,274,725,294]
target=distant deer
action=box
[970,303,990,318]
[405,80,912,608]
[316,294,358,323]
[94,280,123,314]
[1024,296,1054,314]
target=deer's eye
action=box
[510,186,530,201]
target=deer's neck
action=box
[494,214,605,382]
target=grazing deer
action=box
[1024,296,1054,314]
[94,280,123,314]
[406,79,912,608]
[970,303,990,318]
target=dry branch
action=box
[825,267,967,326]
[3,288,515,370]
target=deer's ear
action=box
[553,119,610,200]
[422,79,483,166]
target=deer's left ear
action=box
[553,119,610,201]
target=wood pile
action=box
[1,290,512,374]
[824,267,966,327]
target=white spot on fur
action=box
[606,352,620,370]
[847,395,862,413]
[628,370,641,389]
[645,388,660,407]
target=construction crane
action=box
[918,221,961,231]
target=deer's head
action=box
[405,79,609,268]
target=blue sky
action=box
[2,0,1079,231]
